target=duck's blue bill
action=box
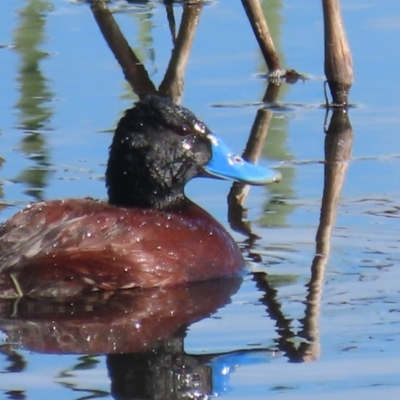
[204,134,281,185]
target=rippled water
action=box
[1,0,400,398]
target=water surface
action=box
[1,0,400,398]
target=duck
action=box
[0,95,280,298]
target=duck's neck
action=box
[108,185,187,210]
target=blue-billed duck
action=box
[0,95,280,297]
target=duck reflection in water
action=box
[0,278,272,399]
[0,95,280,298]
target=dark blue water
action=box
[1,0,400,398]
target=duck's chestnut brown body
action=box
[0,198,242,297]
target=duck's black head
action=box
[106,95,213,209]
[106,95,281,209]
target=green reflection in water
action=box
[14,0,53,129]
[13,0,53,201]
[261,0,286,68]
[134,9,155,68]
[259,0,296,227]
[120,7,155,103]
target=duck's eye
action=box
[178,124,191,136]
